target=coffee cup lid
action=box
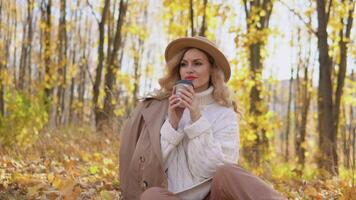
[176,80,193,86]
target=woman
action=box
[119,36,285,200]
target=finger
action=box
[169,94,178,101]
[179,94,192,105]
[184,84,195,94]
[169,94,182,103]
[179,89,193,100]
[179,98,192,109]
[182,84,195,95]
[171,99,182,109]
[169,98,180,106]
[179,91,193,105]
[172,86,177,95]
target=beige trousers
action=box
[140,164,286,200]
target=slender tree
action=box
[199,0,208,36]
[333,0,354,169]
[56,0,68,126]
[18,0,34,91]
[293,26,313,169]
[284,68,293,162]
[102,0,128,131]
[93,0,110,129]
[189,0,195,36]
[41,0,53,112]
[242,0,274,166]
[0,0,4,117]
[316,0,354,174]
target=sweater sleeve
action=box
[184,109,239,179]
[160,119,185,170]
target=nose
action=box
[186,64,194,73]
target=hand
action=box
[168,87,185,130]
[176,85,201,122]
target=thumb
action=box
[172,86,176,95]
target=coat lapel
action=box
[141,99,168,164]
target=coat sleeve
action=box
[119,101,146,184]
[184,109,239,179]
[160,119,185,170]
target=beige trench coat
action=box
[119,98,169,200]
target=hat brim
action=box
[165,37,231,82]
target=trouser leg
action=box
[140,187,180,200]
[209,164,286,200]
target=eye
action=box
[194,62,202,65]
[180,62,187,67]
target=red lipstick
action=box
[185,76,197,80]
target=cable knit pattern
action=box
[160,86,239,200]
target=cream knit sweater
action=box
[160,86,239,200]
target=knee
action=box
[140,187,162,200]
[215,164,235,177]
[212,164,236,183]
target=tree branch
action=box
[243,0,249,21]
[86,0,100,25]
[326,0,333,24]
[278,0,318,37]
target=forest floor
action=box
[0,126,355,200]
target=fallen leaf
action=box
[100,190,114,200]
[304,186,318,197]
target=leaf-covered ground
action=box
[0,127,355,200]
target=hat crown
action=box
[192,36,218,47]
[165,36,231,82]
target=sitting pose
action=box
[119,36,286,200]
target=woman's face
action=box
[179,48,212,93]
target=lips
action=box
[185,76,197,80]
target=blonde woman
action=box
[119,36,285,200]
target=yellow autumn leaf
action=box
[47,173,54,183]
[27,183,46,198]
[59,179,78,200]
[101,190,114,200]
[52,176,63,189]
[304,186,318,197]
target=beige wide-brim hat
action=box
[164,36,231,82]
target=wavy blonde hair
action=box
[147,48,236,110]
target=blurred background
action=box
[0,0,355,199]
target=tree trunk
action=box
[18,16,27,90]
[0,2,12,117]
[12,6,18,86]
[93,0,110,130]
[19,0,34,91]
[351,70,355,169]
[189,0,195,36]
[42,0,53,113]
[294,34,301,165]
[1,1,12,117]
[56,0,68,126]
[316,0,354,175]
[316,0,337,174]
[342,105,349,168]
[298,63,311,168]
[132,38,144,106]
[0,65,4,117]
[242,0,274,166]
[351,92,355,170]
[334,0,354,169]
[0,1,4,117]
[284,68,293,162]
[101,0,128,132]
[199,0,208,36]
[26,0,34,95]
[295,27,312,169]
[68,39,76,125]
